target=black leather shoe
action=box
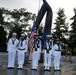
[31,68,35,70]
[54,69,57,71]
[31,68,37,70]
[17,68,23,70]
[34,69,37,71]
[47,69,50,71]
[57,69,61,71]
[7,67,14,69]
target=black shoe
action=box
[17,68,23,70]
[57,69,61,71]
[7,67,13,69]
[34,69,37,71]
[31,68,35,70]
[7,67,14,69]
[31,68,37,70]
[47,69,50,71]
[54,69,57,71]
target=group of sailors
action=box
[7,32,62,71]
[7,33,28,69]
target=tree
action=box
[0,7,36,52]
[0,8,7,42]
[0,9,4,25]
[53,8,68,44]
[8,26,22,39]
[38,24,44,36]
[0,8,7,52]
[5,8,36,38]
[69,8,76,49]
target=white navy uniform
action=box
[53,43,61,70]
[44,39,53,70]
[7,38,18,68]
[38,40,41,61]
[32,38,41,69]
[17,38,28,68]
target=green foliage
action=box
[8,26,22,39]
[0,8,7,44]
[8,8,36,38]
[53,8,69,44]
[38,24,44,36]
[0,26,7,52]
[0,7,76,53]
[73,47,76,55]
[0,7,36,52]
[0,9,4,25]
[69,8,76,49]
[0,26,7,43]
[0,8,36,39]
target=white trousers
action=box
[32,51,39,69]
[18,50,25,67]
[38,53,41,61]
[8,51,16,67]
[54,51,61,67]
[44,53,51,67]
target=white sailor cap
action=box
[21,33,25,36]
[12,32,17,35]
[47,35,52,38]
[56,38,60,41]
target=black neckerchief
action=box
[57,43,60,50]
[46,40,52,50]
[20,38,24,46]
[11,38,16,45]
[34,39,39,48]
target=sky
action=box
[0,0,76,29]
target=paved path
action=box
[0,52,76,75]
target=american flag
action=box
[28,29,36,52]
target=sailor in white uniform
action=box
[38,36,42,62]
[31,34,41,70]
[7,33,18,69]
[17,34,28,69]
[44,35,53,71]
[53,38,62,71]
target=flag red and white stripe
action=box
[28,30,36,52]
